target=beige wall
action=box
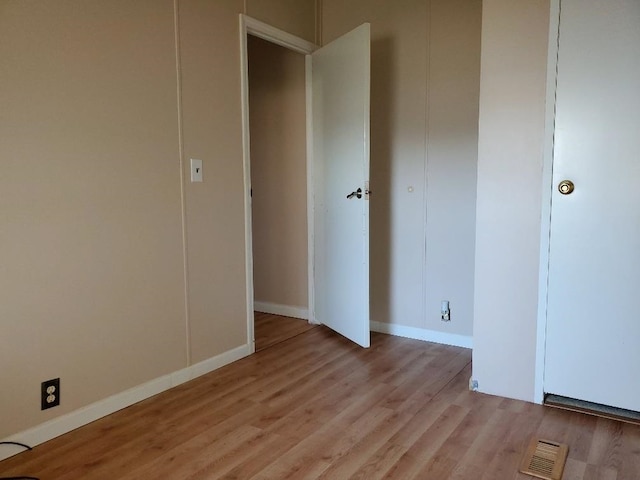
[425,0,481,336]
[177,0,248,364]
[473,0,550,402]
[0,0,187,437]
[322,0,481,337]
[248,36,308,311]
[2,0,534,443]
[247,0,317,44]
[0,0,315,440]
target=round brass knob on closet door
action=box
[558,180,575,195]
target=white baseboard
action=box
[0,343,251,462]
[370,321,473,349]
[254,301,308,320]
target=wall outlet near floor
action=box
[41,378,60,410]
[441,300,451,321]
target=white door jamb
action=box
[238,15,318,353]
[534,0,561,404]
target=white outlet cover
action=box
[190,158,203,182]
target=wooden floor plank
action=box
[380,404,470,480]
[254,311,316,351]
[1,319,639,479]
[448,408,518,479]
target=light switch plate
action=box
[190,159,203,182]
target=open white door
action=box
[311,24,370,348]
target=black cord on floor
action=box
[0,442,39,480]
[0,443,31,451]
[0,477,39,480]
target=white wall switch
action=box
[190,158,203,182]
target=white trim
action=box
[0,344,251,462]
[305,53,317,325]
[534,0,561,405]
[239,15,256,354]
[254,301,309,320]
[370,321,473,349]
[238,15,319,341]
[243,16,316,54]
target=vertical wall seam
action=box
[173,0,192,367]
[421,0,432,329]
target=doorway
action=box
[239,15,372,352]
[247,35,311,350]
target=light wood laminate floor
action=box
[254,311,316,351]
[1,326,639,479]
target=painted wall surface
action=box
[473,0,550,402]
[425,0,481,336]
[1,0,532,443]
[247,0,317,44]
[177,0,248,364]
[248,36,308,311]
[322,0,481,338]
[0,0,187,437]
[0,0,314,440]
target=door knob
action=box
[558,180,575,195]
[347,188,362,199]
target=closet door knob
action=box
[558,180,575,195]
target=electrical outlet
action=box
[441,300,451,322]
[41,378,60,410]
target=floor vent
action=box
[519,437,568,480]
[544,394,640,425]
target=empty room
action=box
[1,0,638,479]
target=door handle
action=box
[558,180,575,195]
[347,188,362,199]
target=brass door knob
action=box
[558,180,575,195]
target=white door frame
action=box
[239,15,318,353]
[534,0,561,404]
